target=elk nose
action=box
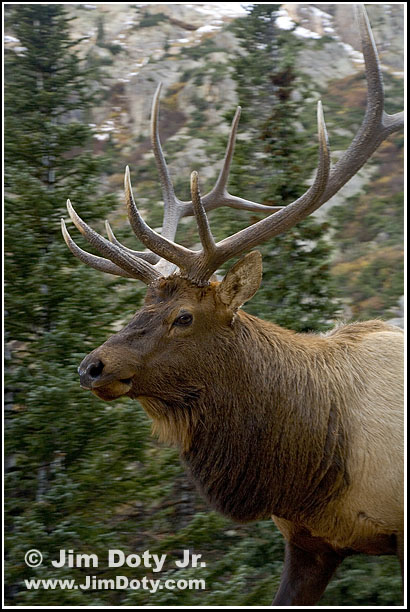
[78,358,105,389]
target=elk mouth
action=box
[90,377,133,401]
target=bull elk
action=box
[61,5,404,606]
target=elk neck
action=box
[139,310,356,524]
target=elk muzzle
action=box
[78,350,135,401]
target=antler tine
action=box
[105,220,159,264]
[320,3,404,203]
[64,200,161,284]
[62,219,135,279]
[201,107,283,215]
[150,83,186,240]
[210,106,242,198]
[151,83,174,207]
[101,84,179,269]
[124,166,195,272]
[190,171,216,256]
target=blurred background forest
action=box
[4,3,404,607]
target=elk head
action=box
[76,250,263,404]
[62,6,403,414]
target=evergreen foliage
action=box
[322,71,404,319]
[4,5,148,604]
[329,153,404,320]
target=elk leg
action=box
[396,532,404,579]
[397,534,405,605]
[272,540,344,606]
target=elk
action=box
[61,6,404,606]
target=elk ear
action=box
[217,251,262,311]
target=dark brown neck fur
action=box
[141,311,356,523]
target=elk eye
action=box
[173,312,193,327]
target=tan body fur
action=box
[272,322,403,554]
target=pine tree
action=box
[4,6,149,604]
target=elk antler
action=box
[63,5,403,287]
[62,82,281,282]
[123,101,329,284]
